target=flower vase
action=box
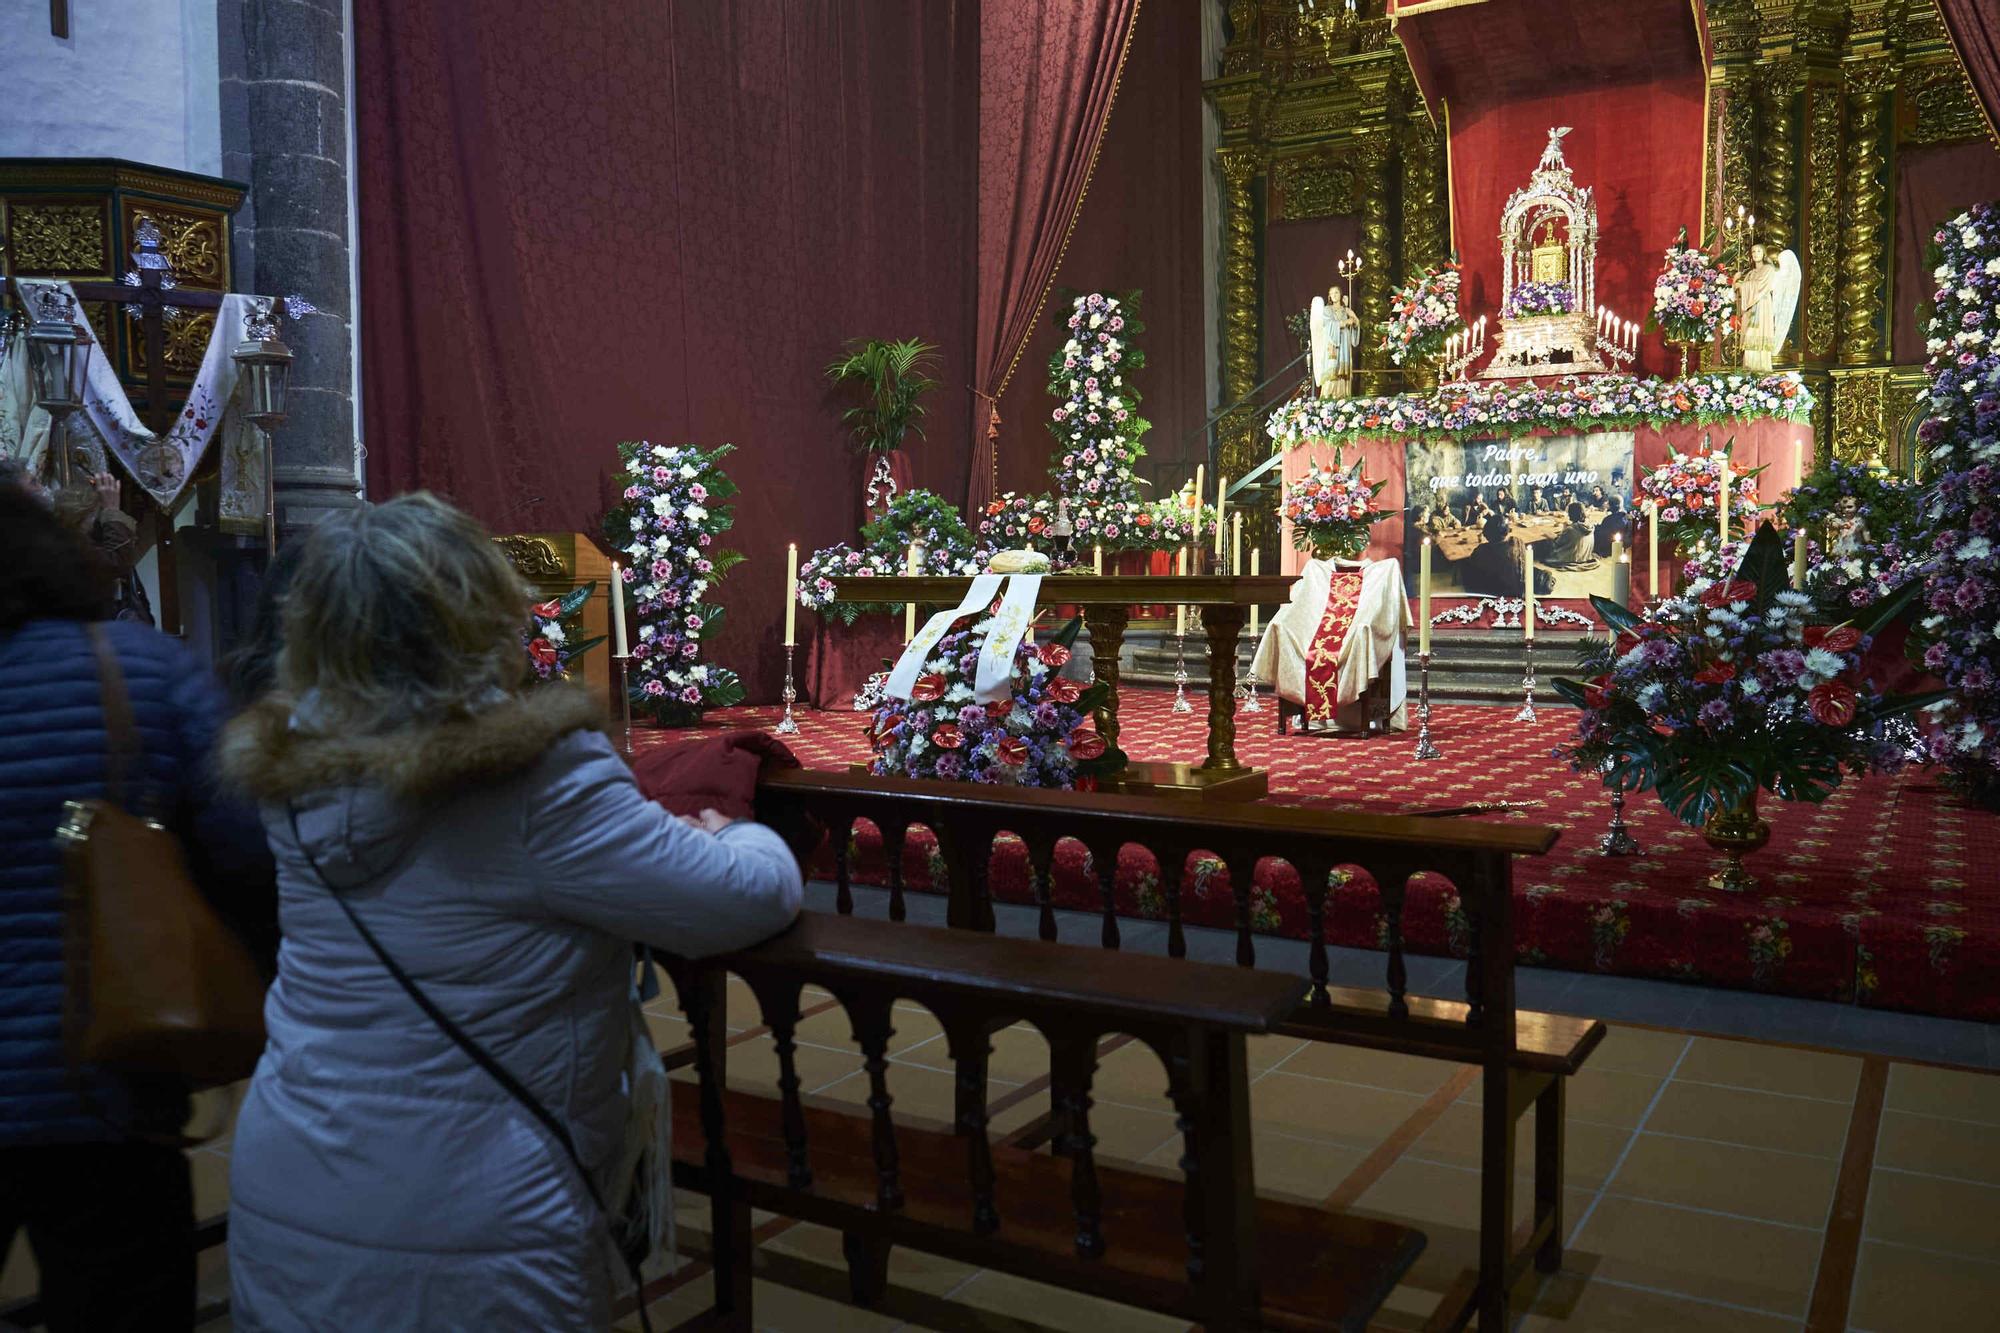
[1702,792,1770,893]
[1668,338,1697,379]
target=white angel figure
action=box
[1738,244,1801,373]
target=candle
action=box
[1647,500,1660,601]
[904,543,920,640]
[1419,537,1433,655]
[1231,511,1243,575]
[1250,548,1261,637]
[783,543,798,646]
[1175,546,1188,637]
[1792,528,1807,590]
[1794,437,1805,490]
[610,563,629,658]
[1611,535,1624,606]
[1093,543,1103,575]
[1718,451,1731,549]
[1214,473,1229,558]
[1523,548,1535,640]
[1192,464,1205,526]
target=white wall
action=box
[0,0,221,175]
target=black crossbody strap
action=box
[283,804,652,1331]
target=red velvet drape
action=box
[1937,0,2000,142]
[992,0,1209,498]
[352,2,978,705]
[1262,217,1364,398]
[969,0,1141,515]
[1892,140,2000,364]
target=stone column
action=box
[1837,65,1894,366]
[220,0,362,533]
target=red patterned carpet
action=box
[633,690,2000,1021]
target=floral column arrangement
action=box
[1915,203,2000,806]
[603,440,746,724]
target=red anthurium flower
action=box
[1693,661,1737,686]
[1808,679,1858,727]
[1613,631,1642,657]
[985,699,1012,719]
[931,723,963,750]
[527,638,558,669]
[1583,674,1614,709]
[1804,625,1861,653]
[1699,580,1758,608]
[531,600,563,621]
[1046,676,1084,704]
[1067,727,1107,760]
[995,737,1029,766]
[1039,642,1071,669]
[909,672,948,703]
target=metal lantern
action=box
[24,288,92,485]
[232,301,294,430]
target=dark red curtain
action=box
[1392,0,1708,380]
[353,2,978,704]
[969,0,1141,515]
[1937,0,2000,141]
[992,0,1208,498]
[1893,139,2000,363]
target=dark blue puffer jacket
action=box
[0,619,274,1145]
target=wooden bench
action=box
[665,912,1426,1332]
[754,768,1603,1330]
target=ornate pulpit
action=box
[495,532,616,708]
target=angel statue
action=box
[1309,285,1361,399]
[1737,243,1801,373]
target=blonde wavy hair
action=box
[279,493,528,732]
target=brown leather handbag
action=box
[58,624,268,1088]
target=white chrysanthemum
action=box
[649,495,673,516]
[679,465,698,480]
[543,622,566,645]
[1803,646,1845,680]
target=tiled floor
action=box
[6,893,1998,1331]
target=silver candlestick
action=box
[1234,635,1263,713]
[1599,777,1642,855]
[1414,650,1442,759]
[774,643,800,735]
[614,653,636,759]
[1172,632,1193,714]
[1514,635,1538,722]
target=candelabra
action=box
[1598,772,1642,856]
[774,644,800,736]
[1414,651,1442,760]
[1172,632,1193,714]
[1337,248,1363,307]
[614,654,636,759]
[1514,636,1538,723]
[1442,316,1488,382]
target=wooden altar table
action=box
[830,575,1294,801]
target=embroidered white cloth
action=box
[1251,557,1411,732]
[0,278,261,509]
[883,574,1004,701]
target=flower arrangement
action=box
[1635,441,1763,546]
[1914,202,2000,806]
[1504,280,1575,319]
[1554,527,1929,826]
[798,488,987,625]
[1283,453,1385,559]
[1379,261,1463,365]
[1777,458,1929,614]
[1141,497,1216,550]
[523,583,606,683]
[1651,230,1736,345]
[866,614,1122,789]
[1265,371,1813,453]
[603,441,745,724]
[978,492,1058,548]
[1049,292,1150,514]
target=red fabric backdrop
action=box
[1392,0,1709,380]
[970,0,1140,514]
[992,0,1209,500]
[1262,217,1364,402]
[1937,0,2000,142]
[1892,139,2000,364]
[353,2,979,704]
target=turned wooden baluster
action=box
[751,976,813,1189]
[943,1014,1000,1234]
[1162,848,1187,960]
[1300,859,1332,1005]
[832,815,855,916]
[880,818,909,923]
[1227,854,1256,969]
[1090,840,1122,951]
[1026,832,1058,942]
[970,827,998,934]
[1165,1042,1207,1284]
[1051,1034,1106,1258]
[845,992,904,1209]
[1168,1027,1260,1324]
[679,966,753,1322]
[1380,867,1410,1021]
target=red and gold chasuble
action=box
[1303,571,1367,723]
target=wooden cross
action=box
[67,218,225,434]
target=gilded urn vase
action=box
[1702,792,1770,893]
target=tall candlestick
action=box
[1523,549,1536,639]
[1420,537,1433,655]
[1231,511,1243,575]
[1214,473,1229,559]
[610,563,629,658]
[904,543,920,640]
[783,543,798,646]
[1093,543,1103,575]
[1792,528,1807,591]
[1249,548,1261,637]
[1647,500,1660,602]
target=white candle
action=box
[1231,511,1243,575]
[1793,528,1807,591]
[1175,546,1188,637]
[1611,535,1624,606]
[1794,437,1805,490]
[610,564,629,658]
[1419,537,1433,655]
[1647,500,1660,601]
[783,543,798,646]
[1524,547,1536,640]
[1250,548,1261,637]
[1214,473,1229,559]
[1192,465,1205,526]
[1718,452,1731,549]
[904,543,920,640]
[1093,543,1103,575]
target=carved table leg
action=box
[1081,603,1129,755]
[1199,604,1246,772]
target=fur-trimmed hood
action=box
[218,686,605,805]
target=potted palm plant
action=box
[825,336,940,520]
